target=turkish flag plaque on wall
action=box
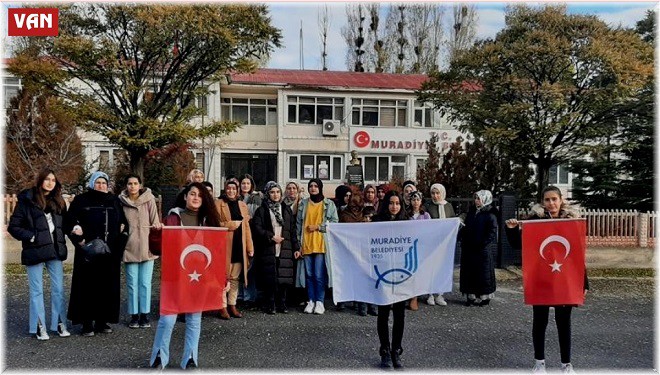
[160,227,227,315]
[521,219,586,306]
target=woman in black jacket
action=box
[65,171,128,337]
[459,190,499,306]
[505,186,588,373]
[8,168,70,340]
[251,181,300,314]
[372,190,409,368]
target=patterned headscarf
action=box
[475,190,493,210]
[88,171,109,190]
[409,191,424,201]
[263,181,283,225]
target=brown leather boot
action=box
[228,305,243,318]
[218,308,230,320]
[409,297,418,311]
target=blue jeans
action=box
[26,260,67,333]
[304,254,326,303]
[125,260,154,314]
[150,313,201,369]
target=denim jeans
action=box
[26,259,67,333]
[304,254,326,303]
[150,312,201,369]
[125,260,154,314]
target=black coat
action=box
[8,188,68,266]
[65,189,128,324]
[459,205,498,295]
[251,201,299,286]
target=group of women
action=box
[8,167,586,372]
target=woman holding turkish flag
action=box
[505,186,589,374]
[149,182,223,369]
[215,179,255,319]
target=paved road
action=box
[2,269,654,371]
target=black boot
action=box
[379,346,391,368]
[391,348,403,369]
[357,303,367,316]
[367,304,378,316]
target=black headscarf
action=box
[308,178,324,203]
[263,181,283,225]
[334,185,351,209]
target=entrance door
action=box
[222,153,277,192]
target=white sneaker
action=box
[532,360,546,373]
[313,301,325,314]
[426,295,436,305]
[36,324,49,341]
[435,295,447,306]
[561,363,575,374]
[304,301,314,314]
[57,323,71,337]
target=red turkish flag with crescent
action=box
[521,219,586,306]
[160,227,227,315]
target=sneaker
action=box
[35,324,49,341]
[56,323,71,337]
[185,357,197,369]
[561,363,575,374]
[139,313,151,328]
[304,301,314,314]
[81,322,95,337]
[128,314,140,329]
[151,352,162,369]
[435,295,447,306]
[95,322,113,334]
[426,295,436,306]
[532,360,546,373]
[313,301,325,315]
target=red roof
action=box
[229,69,428,90]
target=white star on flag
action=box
[188,270,202,282]
[549,260,562,272]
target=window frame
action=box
[288,154,344,181]
[286,96,345,125]
[221,96,278,125]
[351,98,408,127]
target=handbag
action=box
[81,208,111,262]
[147,200,162,256]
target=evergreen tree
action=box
[415,132,441,196]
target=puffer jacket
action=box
[8,188,68,266]
[119,188,161,263]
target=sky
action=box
[266,1,658,72]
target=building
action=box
[2,66,573,198]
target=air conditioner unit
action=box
[322,120,341,136]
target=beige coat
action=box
[215,198,254,286]
[119,188,160,263]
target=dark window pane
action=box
[233,98,248,104]
[363,108,378,126]
[232,106,248,124]
[289,156,297,179]
[288,105,296,123]
[250,99,266,105]
[559,165,569,184]
[332,157,342,180]
[549,165,558,184]
[414,109,423,126]
[317,105,333,123]
[250,107,266,125]
[299,104,314,124]
[335,107,344,121]
[352,110,360,125]
[397,108,407,127]
[378,157,389,181]
[365,157,377,181]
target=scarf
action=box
[308,178,324,203]
[263,181,284,225]
[475,190,493,211]
[430,183,448,218]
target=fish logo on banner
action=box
[374,239,418,289]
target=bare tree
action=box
[365,4,388,73]
[318,5,330,71]
[447,3,478,63]
[341,4,367,72]
[407,4,445,73]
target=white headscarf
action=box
[475,190,493,210]
[430,183,448,218]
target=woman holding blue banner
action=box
[505,186,588,374]
[372,190,409,368]
[296,178,338,315]
[150,182,223,369]
[424,183,455,306]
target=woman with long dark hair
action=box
[372,190,409,368]
[505,186,588,373]
[8,168,71,340]
[150,182,223,369]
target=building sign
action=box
[351,128,462,154]
[8,8,59,36]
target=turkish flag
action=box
[521,219,586,306]
[160,227,227,315]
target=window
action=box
[549,164,569,184]
[196,95,208,116]
[98,151,110,170]
[351,99,407,127]
[195,152,205,172]
[4,77,21,110]
[413,100,442,128]
[288,154,343,181]
[221,97,277,125]
[361,156,390,182]
[287,96,344,124]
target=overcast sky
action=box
[266,2,657,72]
